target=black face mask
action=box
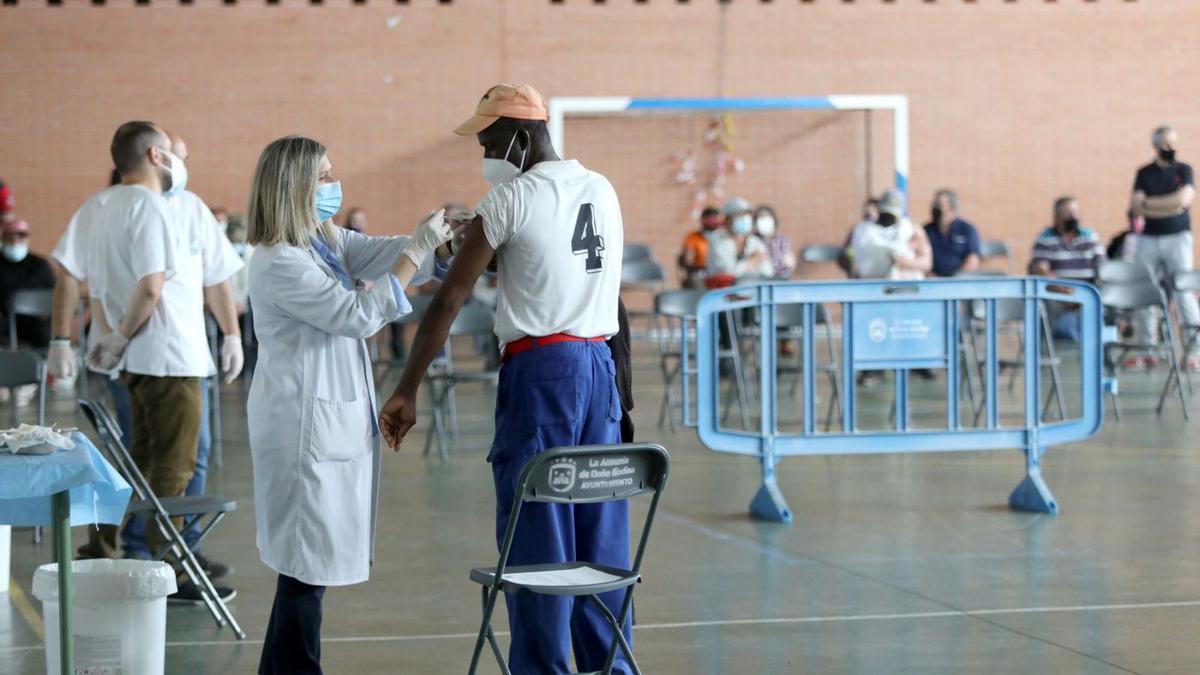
[931,206,944,224]
[877,213,898,227]
[1159,148,1177,163]
[1061,218,1080,233]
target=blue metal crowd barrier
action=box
[695,278,1104,523]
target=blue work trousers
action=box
[490,341,632,675]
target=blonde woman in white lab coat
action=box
[245,135,451,675]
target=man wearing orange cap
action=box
[379,84,633,674]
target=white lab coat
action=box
[247,228,417,587]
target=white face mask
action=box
[756,215,776,237]
[482,132,526,186]
[2,244,28,263]
[160,149,188,198]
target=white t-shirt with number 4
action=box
[476,160,624,351]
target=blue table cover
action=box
[0,432,132,527]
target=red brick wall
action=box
[1,0,1196,277]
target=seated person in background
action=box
[845,189,932,280]
[678,206,722,288]
[342,206,368,234]
[706,197,773,287]
[754,204,796,279]
[1107,209,1144,263]
[0,218,57,350]
[923,189,981,277]
[1030,196,1106,342]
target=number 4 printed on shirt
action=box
[572,203,604,273]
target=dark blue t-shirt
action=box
[1134,161,1194,236]
[924,218,981,277]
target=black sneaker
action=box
[192,552,232,580]
[169,581,237,606]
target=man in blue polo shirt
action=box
[1130,125,1199,370]
[923,189,981,277]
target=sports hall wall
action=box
[1,0,1194,275]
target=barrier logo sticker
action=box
[868,318,888,343]
[548,460,577,493]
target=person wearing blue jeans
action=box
[107,376,231,584]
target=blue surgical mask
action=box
[315,181,342,222]
[731,215,753,236]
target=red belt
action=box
[503,333,606,361]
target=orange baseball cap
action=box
[454,84,550,136]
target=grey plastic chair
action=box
[78,399,245,639]
[1101,281,1188,418]
[468,443,670,675]
[6,288,53,351]
[622,242,653,263]
[424,301,499,461]
[653,289,706,432]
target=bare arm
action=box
[1030,259,1054,278]
[895,228,933,273]
[117,273,165,339]
[51,268,81,339]
[1130,190,1147,218]
[960,253,981,272]
[379,217,495,448]
[203,280,240,337]
[1142,185,1195,218]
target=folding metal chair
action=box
[959,298,1066,424]
[6,288,54,351]
[653,289,705,432]
[622,242,653,263]
[798,244,843,276]
[1101,282,1189,418]
[468,443,670,675]
[1098,259,1156,285]
[620,259,668,338]
[978,240,1011,271]
[423,301,499,461]
[78,398,246,639]
[774,303,842,430]
[1174,271,1200,389]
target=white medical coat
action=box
[247,228,417,587]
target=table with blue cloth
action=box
[0,432,132,675]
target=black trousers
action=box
[259,574,326,675]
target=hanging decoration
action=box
[669,113,745,220]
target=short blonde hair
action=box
[247,136,338,247]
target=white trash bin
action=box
[33,559,177,675]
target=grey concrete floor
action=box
[2,339,1200,674]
